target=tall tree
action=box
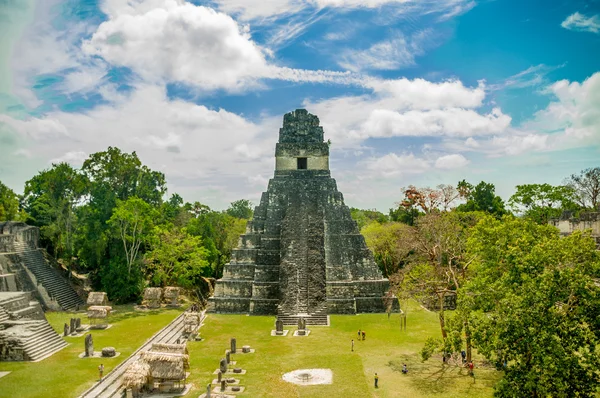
[362,221,413,277]
[0,181,20,221]
[564,167,600,210]
[396,211,482,358]
[144,225,211,289]
[77,147,166,273]
[107,197,157,276]
[226,199,254,219]
[186,207,246,278]
[350,208,389,230]
[456,180,507,217]
[509,183,579,224]
[462,216,600,396]
[22,163,86,260]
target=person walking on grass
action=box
[468,361,474,377]
[362,330,366,341]
[358,329,361,340]
[351,339,354,352]
[374,373,379,388]
[98,363,104,381]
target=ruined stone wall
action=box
[549,212,600,248]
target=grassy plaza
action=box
[0,302,500,397]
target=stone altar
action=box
[209,109,397,320]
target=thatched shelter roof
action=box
[163,287,179,299]
[143,287,162,301]
[87,292,108,306]
[87,305,112,319]
[150,343,188,355]
[122,359,150,389]
[140,351,189,381]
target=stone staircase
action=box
[0,292,44,320]
[277,303,330,326]
[10,241,83,310]
[21,321,68,361]
[0,306,8,323]
[0,320,68,362]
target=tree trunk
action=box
[464,317,472,363]
[439,293,447,339]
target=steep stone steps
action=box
[22,321,68,361]
[276,314,330,326]
[0,306,9,323]
[16,249,83,310]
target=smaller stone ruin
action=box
[163,287,180,307]
[87,306,112,329]
[183,312,201,339]
[142,288,162,309]
[87,292,108,307]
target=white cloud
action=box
[527,72,600,148]
[50,151,88,165]
[212,0,476,20]
[488,63,565,91]
[1,84,279,206]
[362,107,510,138]
[84,1,359,91]
[303,77,503,147]
[434,153,469,169]
[366,78,485,109]
[364,152,430,176]
[84,3,270,91]
[561,12,600,34]
[338,30,434,72]
[465,137,479,148]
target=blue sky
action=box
[1,0,599,212]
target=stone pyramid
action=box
[208,109,396,318]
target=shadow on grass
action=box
[388,357,490,395]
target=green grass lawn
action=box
[185,302,500,398]
[0,302,500,397]
[0,306,183,398]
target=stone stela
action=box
[208,109,398,325]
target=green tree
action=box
[22,163,86,261]
[508,183,579,224]
[186,206,246,278]
[362,221,413,277]
[226,199,254,219]
[77,147,166,274]
[0,181,20,221]
[462,216,600,396]
[456,180,507,217]
[107,197,157,276]
[398,211,483,360]
[144,225,211,289]
[350,208,388,230]
[564,166,600,210]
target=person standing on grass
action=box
[358,329,361,339]
[468,361,474,377]
[351,339,354,352]
[374,373,379,388]
[98,363,104,380]
[362,330,366,341]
